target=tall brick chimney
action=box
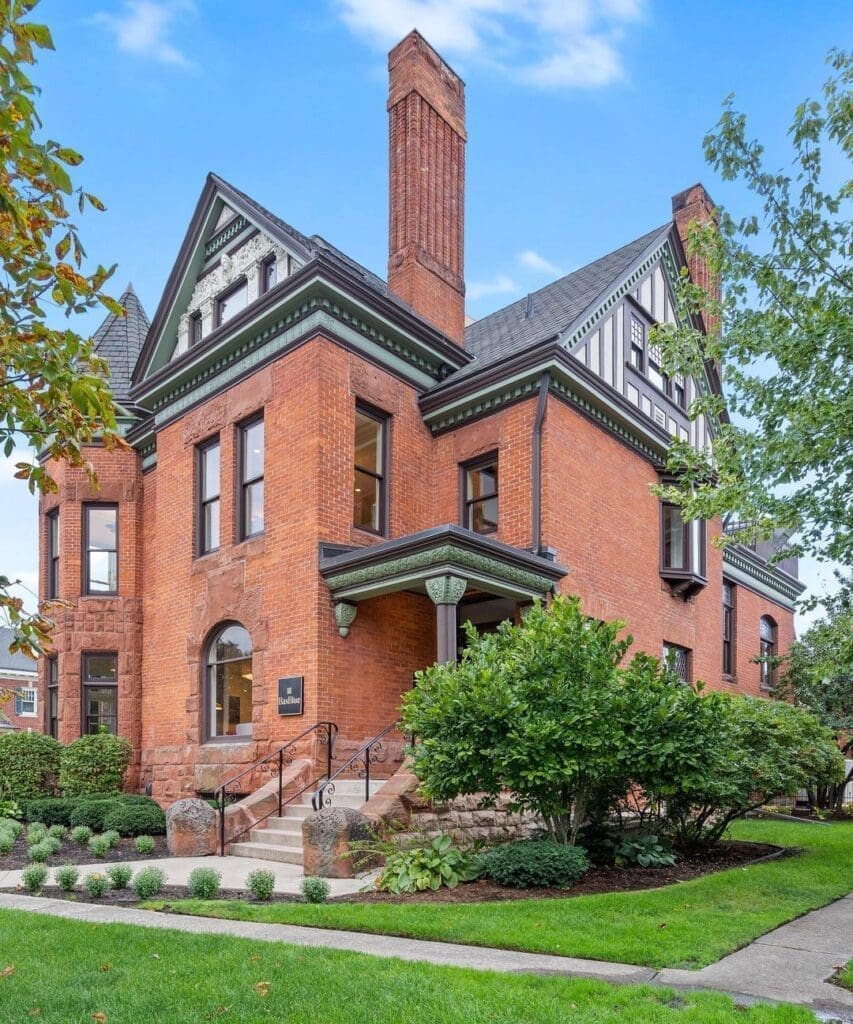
[387,31,466,345]
[672,183,720,335]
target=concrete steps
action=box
[228,778,386,868]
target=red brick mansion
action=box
[38,32,802,808]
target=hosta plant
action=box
[614,834,676,868]
[376,835,482,894]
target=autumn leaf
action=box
[253,982,271,997]
[91,1014,108,1023]
[1,965,14,978]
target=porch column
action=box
[425,575,467,664]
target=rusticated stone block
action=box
[166,798,218,857]
[302,807,376,878]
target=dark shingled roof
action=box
[0,627,38,675]
[92,284,150,402]
[455,223,672,380]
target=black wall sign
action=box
[277,676,304,716]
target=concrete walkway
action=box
[0,891,851,1019]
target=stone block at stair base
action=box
[166,798,218,856]
[302,807,376,878]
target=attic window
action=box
[190,311,203,347]
[260,255,277,294]
[216,279,248,327]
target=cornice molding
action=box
[722,544,805,609]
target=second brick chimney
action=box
[387,31,466,345]
[672,183,720,335]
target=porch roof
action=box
[318,524,567,603]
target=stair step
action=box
[230,841,303,865]
[248,827,302,847]
[264,817,304,833]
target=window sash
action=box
[216,279,248,326]
[190,312,203,346]
[722,583,735,676]
[198,440,221,554]
[662,505,690,571]
[260,255,277,293]
[84,505,118,594]
[14,688,37,716]
[46,509,59,598]
[353,406,387,534]
[83,685,117,735]
[462,459,499,534]
[663,643,691,683]
[238,416,264,539]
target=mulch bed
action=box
[0,840,795,908]
[0,834,169,871]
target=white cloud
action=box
[518,249,562,276]
[467,273,518,301]
[333,0,643,89]
[93,1,195,67]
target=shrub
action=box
[134,835,155,855]
[20,797,78,826]
[42,835,61,855]
[376,835,483,893]
[102,829,121,849]
[246,869,275,901]
[483,840,589,889]
[70,825,93,845]
[106,864,133,890]
[54,865,79,892]
[301,877,330,904]
[0,833,14,855]
[88,835,111,858]
[84,872,110,898]
[614,834,676,868]
[21,863,48,893]
[0,732,61,800]
[59,732,131,797]
[102,800,166,837]
[188,867,221,899]
[0,798,21,820]
[131,866,165,899]
[0,817,23,839]
[26,823,47,845]
[69,799,123,832]
[46,824,67,840]
[27,841,53,863]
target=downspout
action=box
[531,371,550,555]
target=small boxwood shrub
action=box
[246,869,275,901]
[27,841,53,863]
[84,872,110,898]
[102,801,166,837]
[300,877,330,904]
[134,834,155,855]
[0,732,61,800]
[21,863,48,893]
[88,834,112,858]
[26,823,47,845]
[43,835,62,855]
[482,840,590,889]
[106,864,133,889]
[0,832,14,855]
[46,824,67,840]
[54,865,79,892]
[70,825,92,845]
[0,817,23,839]
[102,829,121,849]
[131,866,165,899]
[59,732,131,798]
[188,867,221,900]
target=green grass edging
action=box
[0,909,817,1023]
[147,820,853,970]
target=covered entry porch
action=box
[320,524,567,663]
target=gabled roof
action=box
[92,284,150,402]
[455,223,672,382]
[0,627,37,675]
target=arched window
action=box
[206,623,252,739]
[759,616,777,691]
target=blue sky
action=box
[2,0,849,625]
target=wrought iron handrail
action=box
[214,720,337,855]
[311,720,401,811]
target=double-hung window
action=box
[216,279,248,327]
[190,311,203,347]
[14,687,37,717]
[238,415,264,540]
[260,255,277,294]
[629,315,645,370]
[759,616,777,691]
[46,508,59,598]
[46,656,58,738]
[660,499,706,596]
[82,653,118,734]
[462,454,498,534]
[83,505,118,595]
[722,582,735,677]
[197,438,221,554]
[353,404,388,534]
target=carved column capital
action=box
[425,574,467,606]
[333,601,358,638]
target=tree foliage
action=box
[0,0,125,660]
[654,50,852,574]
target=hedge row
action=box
[0,731,131,801]
[20,795,165,836]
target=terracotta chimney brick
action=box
[387,31,466,345]
[672,183,720,335]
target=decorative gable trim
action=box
[204,215,249,260]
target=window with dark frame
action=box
[629,315,645,370]
[661,503,690,572]
[83,504,118,595]
[671,374,686,409]
[647,338,666,391]
[216,279,248,326]
[722,581,735,676]
[462,455,498,534]
[353,405,387,534]
[238,415,264,540]
[46,508,59,599]
[197,437,221,555]
[663,642,692,684]
[82,652,117,735]
[205,623,253,740]
[759,616,777,691]
[46,656,58,738]
[260,254,277,294]
[190,311,203,347]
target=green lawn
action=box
[149,819,853,970]
[835,960,853,991]
[0,909,815,1023]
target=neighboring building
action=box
[37,32,803,803]
[0,627,40,733]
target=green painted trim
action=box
[204,215,249,260]
[722,546,804,607]
[424,372,543,434]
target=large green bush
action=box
[102,800,165,837]
[59,732,131,797]
[68,799,123,832]
[483,840,589,889]
[0,732,61,799]
[21,797,79,826]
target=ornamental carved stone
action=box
[334,601,358,638]
[425,574,467,606]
